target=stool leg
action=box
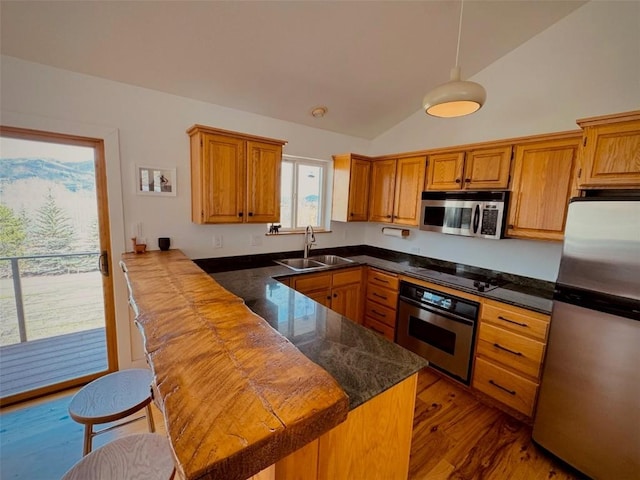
[145,404,156,433]
[82,424,93,456]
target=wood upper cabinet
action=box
[188,125,286,224]
[331,154,371,222]
[427,146,512,190]
[507,136,581,241]
[369,156,426,225]
[576,111,640,188]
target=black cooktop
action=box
[405,266,505,293]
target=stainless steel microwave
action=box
[419,191,510,239]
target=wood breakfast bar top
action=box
[121,250,350,480]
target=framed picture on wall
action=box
[136,165,176,196]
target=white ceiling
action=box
[1,1,587,139]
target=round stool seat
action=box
[61,433,175,480]
[69,369,155,455]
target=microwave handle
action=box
[473,204,481,233]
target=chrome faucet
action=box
[303,225,316,258]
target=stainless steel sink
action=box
[275,255,354,271]
[274,258,326,271]
[308,255,354,266]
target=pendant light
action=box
[423,0,486,118]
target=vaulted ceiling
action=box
[1,1,586,139]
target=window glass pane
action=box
[296,164,322,227]
[280,161,293,229]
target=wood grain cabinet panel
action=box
[427,146,511,191]
[331,154,371,222]
[481,300,550,342]
[364,268,399,339]
[369,156,426,225]
[577,111,640,188]
[507,137,580,241]
[188,125,286,224]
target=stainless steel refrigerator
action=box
[532,195,640,480]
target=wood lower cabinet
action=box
[275,373,417,480]
[507,136,581,241]
[427,146,512,190]
[291,268,363,323]
[576,110,640,188]
[363,268,399,340]
[331,154,371,222]
[188,125,286,224]
[369,156,426,225]
[472,299,550,418]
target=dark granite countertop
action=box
[211,265,427,410]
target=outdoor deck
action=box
[0,328,107,399]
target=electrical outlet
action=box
[250,234,262,247]
[213,234,223,248]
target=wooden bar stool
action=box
[61,433,175,480]
[68,368,155,456]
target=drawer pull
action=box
[493,343,523,357]
[489,379,516,396]
[373,292,388,300]
[498,315,528,328]
[371,309,386,317]
[373,277,390,284]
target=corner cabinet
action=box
[427,145,512,191]
[369,155,426,225]
[576,110,640,188]
[188,125,287,224]
[331,154,371,222]
[507,135,581,241]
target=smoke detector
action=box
[311,106,328,118]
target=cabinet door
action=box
[465,146,512,189]
[347,159,371,221]
[580,120,640,187]
[369,159,397,223]
[246,141,282,223]
[331,282,362,324]
[507,138,579,241]
[200,134,245,223]
[392,156,426,225]
[426,152,465,190]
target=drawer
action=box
[473,357,538,417]
[293,272,332,293]
[364,300,396,328]
[367,268,399,290]
[332,267,362,287]
[364,316,395,341]
[482,300,550,341]
[366,283,398,310]
[477,323,545,379]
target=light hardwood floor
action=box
[0,368,584,479]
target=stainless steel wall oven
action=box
[397,281,479,384]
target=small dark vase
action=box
[158,237,171,251]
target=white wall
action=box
[367,0,640,281]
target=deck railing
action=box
[0,252,100,343]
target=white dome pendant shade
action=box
[423,66,486,118]
[423,0,486,118]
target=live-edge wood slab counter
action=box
[121,250,349,480]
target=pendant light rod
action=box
[455,0,464,68]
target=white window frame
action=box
[278,154,330,233]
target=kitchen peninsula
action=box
[121,250,427,480]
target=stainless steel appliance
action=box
[532,194,640,480]
[419,191,509,239]
[397,281,479,384]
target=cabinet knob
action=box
[455,178,461,184]
[238,212,243,217]
[333,293,337,298]
[350,212,354,216]
[248,212,253,217]
[326,296,331,300]
[386,215,392,218]
[465,178,471,183]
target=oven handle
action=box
[399,297,476,327]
